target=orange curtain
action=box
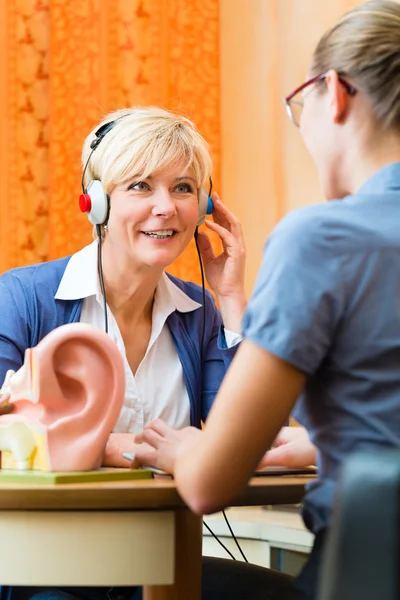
[0,0,220,284]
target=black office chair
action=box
[317,449,400,600]
[201,556,294,600]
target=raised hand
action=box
[197,193,247,332]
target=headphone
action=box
[79,118,213,227]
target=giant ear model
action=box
[0,324,125,471]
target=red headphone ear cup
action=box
[79,194,92,214]
[79,181,108,225]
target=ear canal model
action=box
[0,323,125,471]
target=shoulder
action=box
[0,256,71,301]
[263,200,369,279]
[271,196,380,259]
[253,202,356,302]
[0,257,82,346]
[271,202,346,250]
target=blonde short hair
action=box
[82,107,213,195]
[311,0,400,131]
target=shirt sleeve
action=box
[223,328,243,348]
[242,212,347,375]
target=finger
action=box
[210,194,231,231]
[258,445,299,469]
[211,195,244,246]
[196,231,217,263]
[130,448,160,469]
[204,220,240,255]
[270,426,292,448]
[135,429,163,449]
[145,419,174,437]
[273,426,309,447]
[261,442,316,469]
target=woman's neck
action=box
[100,244,162,325]
[344,126,400,195]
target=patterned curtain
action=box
[0,0,220,284]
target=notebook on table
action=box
[0,467,153,485]
[254,466,317,477]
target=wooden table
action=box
[0,475,313,600]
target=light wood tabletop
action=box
[0,474,315,600]
[0,474,313,510]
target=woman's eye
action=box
[128,181,149,192]
[175,183,193,193]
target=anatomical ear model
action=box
[0,324,125,471]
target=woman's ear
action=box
[325,69,350,125]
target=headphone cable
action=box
[81,147,96,194]
[194,228,206,363]
[223,509,248,562]
[96,224,109,334]
[194,227,248,564]
[203,521,236,560]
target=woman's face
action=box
[105,162,200,270]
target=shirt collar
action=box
[156,272,202,314]
[358,162,400,195]
[54,241,202,313]
[55,242,98,301]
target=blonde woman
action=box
[0,107,246,600]
[135,2,400,598]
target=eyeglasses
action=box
[284,72,357,127]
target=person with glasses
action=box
[133,1,400,598]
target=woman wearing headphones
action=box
[0,107,246,600]
[134,2,400,598]
[0,106,246,466]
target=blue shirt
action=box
[0,257,237,428]
[243,162,400,533]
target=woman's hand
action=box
[197,193,247,333]
[257,426,317,470]
[103,432,154,468]
[132,419,203,474]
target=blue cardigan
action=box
[0,256,237,427]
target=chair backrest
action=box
[317,449,400,600]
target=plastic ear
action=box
[0,324,125,471]
[37,324,125,469]
[79,180,109,225]
[197,188,213,226]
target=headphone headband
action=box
[90,120,120,150]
